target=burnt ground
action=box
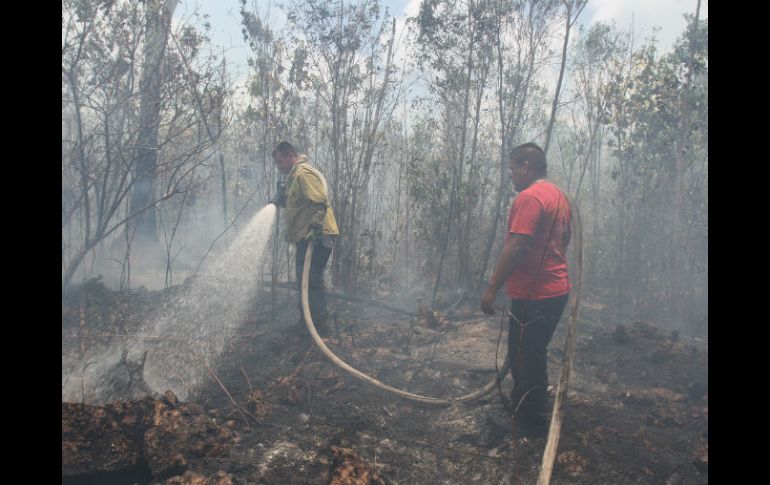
[62,282,708,484]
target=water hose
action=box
[299,195,582,438]
[300,241,509,406]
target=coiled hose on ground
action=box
[300,244,510,405]
[300,193,582,482]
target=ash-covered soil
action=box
[62,282,708,484]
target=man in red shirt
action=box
[481,142,571,438]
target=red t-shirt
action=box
[505,180,571,300]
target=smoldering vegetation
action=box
[62,0,707,483]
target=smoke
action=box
[62,204,277,403]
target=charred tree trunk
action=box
[130,0,178,244]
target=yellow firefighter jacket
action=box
[284,155,339,243]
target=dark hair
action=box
[510,142,547,176]
[272,141,297,158]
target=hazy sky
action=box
[176,0,707,89]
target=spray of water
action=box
[63,204,277,403]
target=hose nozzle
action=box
[270,180,287,207]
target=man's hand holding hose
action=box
[305,223,323,241]
[269,180,287,207]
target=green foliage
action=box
[598,13,708,319]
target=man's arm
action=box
[480,233,533,314]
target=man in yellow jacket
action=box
[272,142,339,336]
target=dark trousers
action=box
[295,238,332,324]
[508,293,569,424]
